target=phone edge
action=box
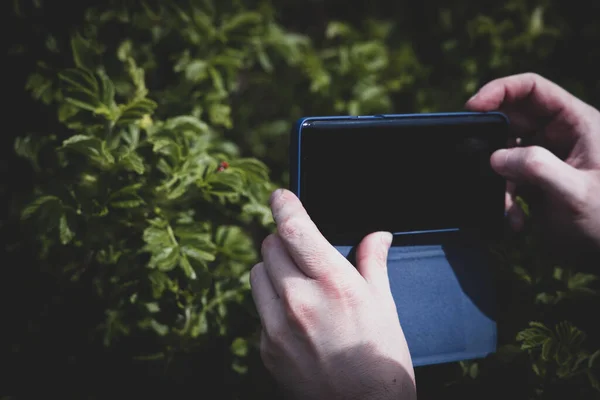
[290,112,509,199]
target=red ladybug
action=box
[217,161,229,172]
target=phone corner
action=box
[488,111,510,125]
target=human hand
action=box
[250,189,416,400]
[466,73,600,254]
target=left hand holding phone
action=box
[250,188,416,400]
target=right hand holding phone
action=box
[466,73,600,254]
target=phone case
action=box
[290,113,505,367]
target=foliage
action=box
[4,0,600,398]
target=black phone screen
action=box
[298,116,508,244]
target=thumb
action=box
[356,232,393,291]
[491,146,586,202]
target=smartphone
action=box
[290,112,509,245]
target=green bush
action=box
[3,0,599,398]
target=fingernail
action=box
[467,92,478,102]
[381,232,393,246]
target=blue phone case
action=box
[290,112,507,367]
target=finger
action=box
[507,200,526,232]
[250,262,284,329]
[355,232,393,292]
[269,189,354,280]
[503,181,525,231]
[506,180,517,211]
[498,106,542,137]
[466,73,578,118]
[259,329,277,373]
[491,146,587,203]
[261,233,312,297]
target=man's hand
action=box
[251,189,415,400]
[466,73,600,253]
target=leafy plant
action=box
[517,321,599,389]
[18,42,275,352]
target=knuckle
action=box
[522,146,547,177]
[355,249,370,267]
[278,216,304,241]
[261,233,279,257]
[573,173,594,212]
[523,72,543,81]
[357,247,386,270]
[321,276,360,303]
[284,298,318,335]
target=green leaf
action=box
[469,362,479,379]
[568,272,598,290]
[516,322,554,350]
[25,72,54,103]
[143,224,173,246]
[326,21,352,39]
[191,8,215,37]
[179,255,196,279]
[59,68,99,105]
[148,271,178,299]
[110,197,145,209]
[530,6,544,36]
[150,319,169,336]
[116,98,157,126]
[164,116,210,133]
[150,136,181,162]
[221,12,262,35]
[231,337,248,357]
[516,196,530,217]
[98,71,116,108]
[190,313,208,337]
[555,321,585,348]
[531,358,546,377]
[181,246,216,264]
[149,246,180,271]
[145,302,160,313]
[144,222,180,271]
[589,350,600,368]
[14,134,53,171]
[215,226,256,263]
[21,195,60,220]
[96,245,122,265]
[59,68,113,116]
[63,88,103,112]
[206,171,244,196]
[109,183,143,198]
[59,214,74,245]
[242,202,274,226]
[62,135,115,166]
[208,103,232,128]
[71,33,95,70]
[120,151,145,174]
[587,370,600,391]
[541,338,555,361]
[185,60,209,82]
[229,158,270,181]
